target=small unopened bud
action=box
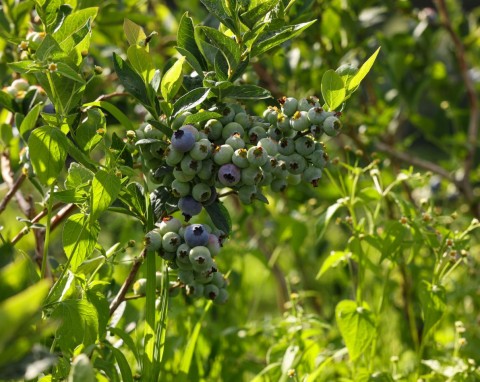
[94,65,103,74]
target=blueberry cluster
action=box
[131,96,339,216]
[142,216,228,304]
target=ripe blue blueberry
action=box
[218,164,241,186]
[184,224,209,247]
[171,126,196,152]
[178,196,202,221]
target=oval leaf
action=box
[90,170,122,221]
[161,56,185,102]
[321,70,346,111]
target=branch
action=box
[109,248,147,316]
[434,0,479,181]
[1,152,30,215]
[375,141,454,181]
[0,172,26,215]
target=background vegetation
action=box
[0,0,479,381]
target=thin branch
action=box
[434,0,479,180]
[109,248,147,316]
[11,203,73,245]
[0,172,26,215]
[94,91,129,102]
[375,141,454,181]
[1,152,30,214]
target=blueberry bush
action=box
[0,0,479,381]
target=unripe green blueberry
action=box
[267,126,282,141]
[262,107,276,121]
[238,185,257,204]
[286,153,307,175]
[177,259,193,271]
[218,106,235,124]
[222,122,244,140]
[157,216,182,234]
[290,111,310,131]
[270,177,287,192]
[186,283,204,298]
[248,125,267,145]
[241,166,263,186]
[135,128,145,140]
[145,229,163,251]
[204,284,220,300]
[295,136,315,156]
[197,159,214,181]
[298,96,320,112]
[213,144,234,165]
[261,156,278,173]
[310,124,324,139]
[180,154,202,176]
[303,166,323,187]
[192,182,212,202]
[162,231,181,252]
[278,137,295,155]
[232,148,250,168]
[276,113,291,132]
[234,112,251,129]
[211,272,226,288]
[215,288,229,304]
[204,119,223,140]
[323,115,342,136]
[178,269,195,284]
[280,96,298,117]
[144,124,164,140]
[194,268,216,284]
[225,133,245,150]
[149,142,164,159]
[308,149,327,168]
[189,246,213,272]
[258,138,278,156]
[3,86,18,97]
[272,160,288,177]
[190,139,211,161]
[171,179,191,198]
[165,145,184,166]
[247,146,268,166]
[266,107,280,125]
[307,107,329,125]
[258,171,273,187]
[286,173,302,185]
[176,243,191,264]
[156,272,163,289]
[173,167,195,182]
[133,278,147,295]
[228,102,245,114]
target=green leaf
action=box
[108,345,134,382]
[348,47,381,93]
[336,64,359,91]
[197,26,241,70]
[124,18,146,46]
[36,34,65,62]
[161,56,185,102]
[214,50,229,81]
[63,213,100,271]
[0,90,19,113]
[335,300,376,362]
[146,119,173,137]
[52,7,98,53]
[28,126,68,186]
[419,281,446,338]
[19,103,42,140]
[184,111,222,125]
[75,109,105,152]
[55,62,85,83]
[177,13,207,71]
[65,162,94,189]
[321,70,346,111]
[199,0,236,31]
[220,84,271,100]
[316,251,352,279]
[240,0,278,29]
[67,354,95,382]
[53,189,87,204]
[127,45,155,82]
[194,29,219,66]
[82,101,135,131]
[173,87,210,117]
[90,170,122,221]
[113,52,150,106]
[7,60,42,74]
[111,132,134,168]
[250,20,316,57]
[205,200,232,234]
[50,299,99,354]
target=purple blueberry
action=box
[178,196,202,221]
[184,224,209,247]
[218,164,241,186]
[171,126,196,153]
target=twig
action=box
[94,91,129,102]
[434,0,479,180]
[109,248,147,316]
[1,152,30,214]
[375,141,454,182]
[0,172,26,214]
[11,203,73,245]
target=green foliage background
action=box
[0,0,479,381]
